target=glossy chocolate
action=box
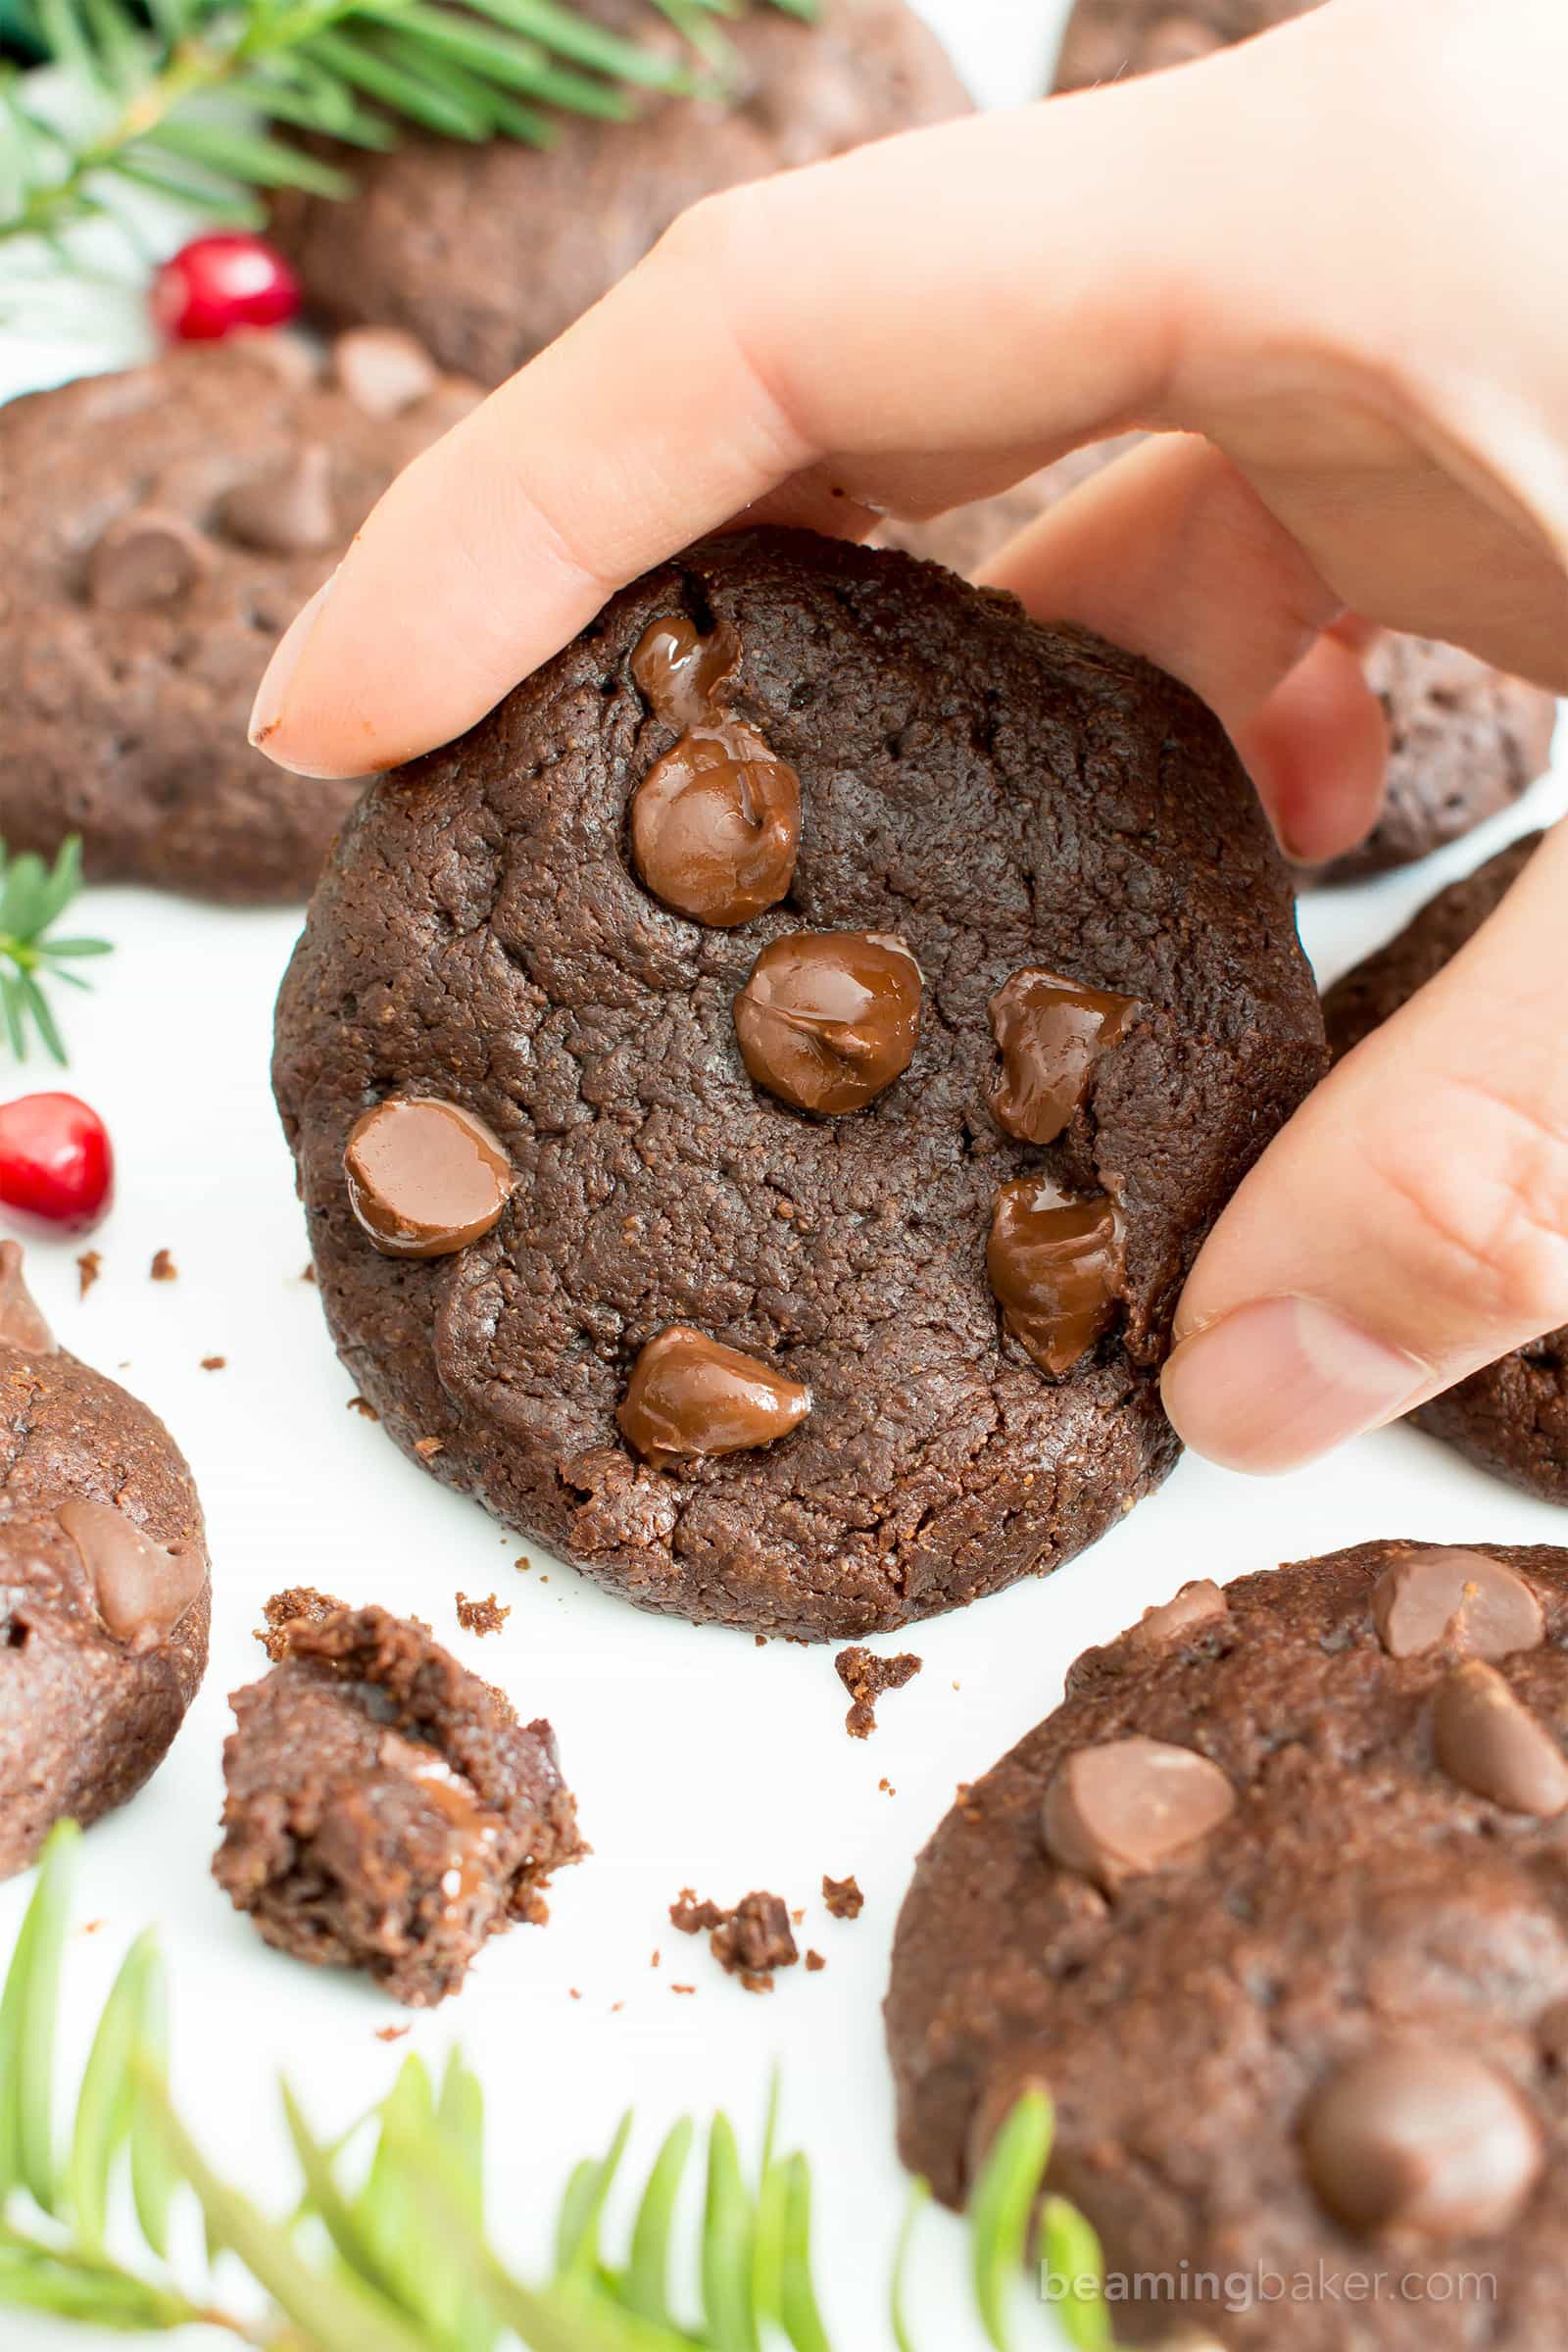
[1301,2043,1544,2240]
[1133,1579,1229,1651]
[88,512,209,612]
[57,1496,205,1654]
[344,1098,514,1259]
[629,615,801,925]
[1042,1735,1236,1891]
[1432,1660,1568,1817]
[734,930,922,1114]
[333,326,438,416]
[987,1177,1125,1375]
[617,1325,810,1470]
[219,443,335,555]
[0,1242,54,1354]
[988,967,1139,1145]
[1372,1546,1544,1661]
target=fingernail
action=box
[1160,1297,1427,1473]
[248,569,336,755]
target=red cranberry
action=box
[151,234,301,343]
[0,1095,115,1237]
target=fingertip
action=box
[1234,628,1391,866]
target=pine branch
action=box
[0,0,818,252]
[0,1821,1118,2348]
[0,837,113,1065]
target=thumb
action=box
[1161,819,1568,1472]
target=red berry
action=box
[0,1095,114,1237]
[151,233,300,344]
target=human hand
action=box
[251,0,1568,1474]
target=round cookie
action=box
[0,1244,211,1877]
[215,1592,582,2005]
[273,525,1324,1639]
[1053,0,1319,92]
[269,0,970,391]
[0,329,478,901]
[1324,832,1568,1499]
[887,1539,1568,2349]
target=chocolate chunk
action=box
[1432,1661,1568,1816]
[219,443,334,554]
[1042,1735,1236,1889]
[987,968,1139,1145]
[734,931,922,1114]
[1373,1546,1544,1661]
[0,1241,54,1354]
[822,1873,863,1920]
[332,325,438,416]
[455,1592,509,1637]
[1133,1579,1229,1650]
[344,1098,514,1258]
[711,1889,798,1983]
[1301,2043,1544,2240]
[987,1177,1125,1376]
[57,1496,205,1654]
[628,614,801,925]
[616,1325,809,1469]
[835,1644,922,1738]
[87,511,209,612]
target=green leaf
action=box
[11,1817,80,2212]
[890,2174,929,2352]
[457,0,691,89]
[353,1,635,116]
[702,2114,758,2352]
[302,25,497,140]
[620,2115,692,2328]
[17,968,66,1063]
[556,2111,631,2280]
[0,972,25,1061]
[1041,2196,1112,2351]
[68,1929,158,2248]
[78,0,147,91]
[968,2089,1054,2352]
[126,1949,176,2261]
[143,113,353,194]
[37,937,114,957]
[776,2153,831,2352]
[0,847,49,939]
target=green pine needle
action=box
[0,836,112,1066]
[0,0,819,251]
[0,1820,1117,2349]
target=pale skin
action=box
[251,0,1568,1476]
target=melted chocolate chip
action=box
[1133,1579,1229,1650]
[333,326,438,416]
[1373,1546,1544,1661]
[219,444,335,555]
[88,511,209,612]
[1041,1735,1236,1890]
[0,1242,54,1354]
[344,1099,514,1259]
[1300,2043,1544,2240]
[1432,1661,1568,1816]
[987,968,1139,1145]
[629,616,801,925]
[57,1497,204,1653]
[734,931,922,1114]
[617,1326,809,1469]
[987,1177,1125,1376]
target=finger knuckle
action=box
[1367,1076,1568,1329]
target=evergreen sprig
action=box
[0,836,112,1064]
[0,0,816,252]
[0,1821,1116,2348]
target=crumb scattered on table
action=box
[514,1552,531,1572]
[456,1592,510,1637]
[150,1249,177,1282]
[879,1779,896,1795]
[671,1887,799,1992]
[201,1355,225,1371]
[376,2024,410,2042]
[672,1984,696,1995]
[806,1950,825,1972]
[835,1644,922,1738]
[75,1250,101,1300]
[257,1585,345,1660]
[302,1264,317,1284]
[822,1874,863,1921]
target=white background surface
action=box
[4,2,1567,2346]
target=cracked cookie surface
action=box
[273,527,1323,1638]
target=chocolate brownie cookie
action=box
[1324,833,1568,1498]
[1053,0,1318,91]
[0,1244,211,1878]
[0,329,478,901]
[274,526,1324,1638]
[214,1593,581,2004]
[887,1539,1568,2349]
[270,0,969,391]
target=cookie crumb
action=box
[650,1949,660,1969]
[414,1435,444,1457]
[671,1984,696,1995]
[456,1592,510,1638]
[514,1552,531,1572]
[150,1249,176,1282]
[302,1264,317,1284]
[347,1396,379,1421]
[806,1949,825,1973]
[879,1779,896,1795]
[201,1354,226,1372]
[835,1645,921,1738]
[569,1987,581,2001]
[257,1585,345,1662]
[670,1890,726,1936]
[670,1888,799,1988]
[83,1919,105,1936]
[376,2024,410,2043]
[75,1250,101,1300]
[822,1874,863,1921]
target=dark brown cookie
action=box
[0,331,478,901]
[0,1244,211,1878]
[886,1539,1568,2349]
[1324,832,1568,1498]
[273,526,1324,1639]
[1053,0,1318,91]
[214,1595,581,2004]
[270,0,969,390]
